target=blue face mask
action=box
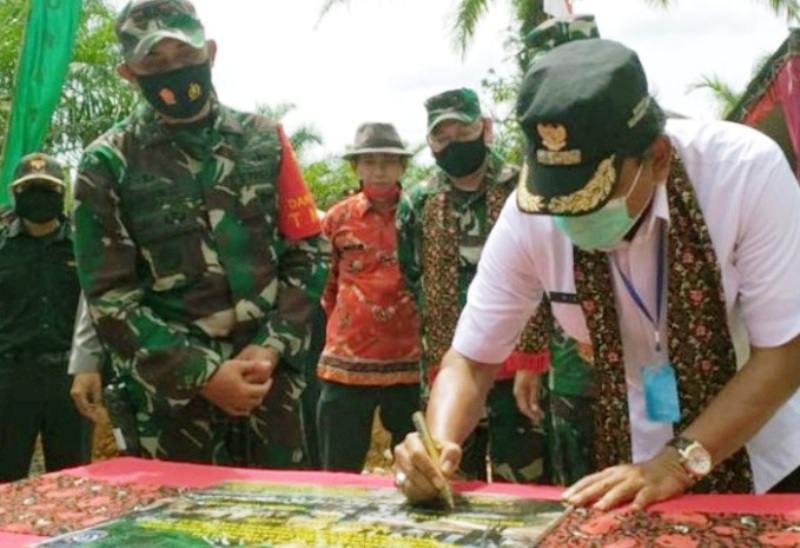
[554,162,645,251]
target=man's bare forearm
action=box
[682,334,800,466]
[426,348,502,445]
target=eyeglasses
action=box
[427,121,484,151]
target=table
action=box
[1,458,799,546]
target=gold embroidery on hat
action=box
[516,164,546,213]
[29,158,46,172]
[549,156,616,214]
[536,149,582,166]
[628,96,651,128]
[537,123,568,151]
[188,82,202,101]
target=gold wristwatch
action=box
[667,436,713,480]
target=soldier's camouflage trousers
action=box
[458,379,547,484]
[130,369,306,469]
[545,393,596,486]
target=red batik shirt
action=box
[318,192,422,386]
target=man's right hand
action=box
[70,372,107,423]
[513,370,545,422]
[393,432,462,504]
[199,359,273,417]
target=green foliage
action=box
[688,51,772,119]
[481,68,525,166]
[303,155,359,210]
[403,147,437,191]
[303,147,435,211]
[0,0,136,166]
[451,0,494,57]
[687,75,742,119]
[256,102,323,161]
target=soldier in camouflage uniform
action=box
[72,0,329,467]
[396,89,550,483]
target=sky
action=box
[117,0,790,161]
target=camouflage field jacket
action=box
[73,100,329,408]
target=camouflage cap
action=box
[116,0,206,65]
[9,153,66,192]
[524,14,600,66]
[424,88,482,133]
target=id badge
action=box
[642,362,681,423]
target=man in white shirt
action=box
[394,38,800,510]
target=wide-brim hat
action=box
[9,153,66,192]
[343,122,413,160]
[116,0,206,65]
[515,39,664,216]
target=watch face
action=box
[686,444,713,476]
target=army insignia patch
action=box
[537,123,567,152]
[158,88,177,105]
[188,82,202,101]
[29,158,46,172]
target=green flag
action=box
[0,0,81,206]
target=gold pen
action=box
[412,411,456,509]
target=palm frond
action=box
[256,102,297,121]
[451,0,494,56]
[763,0,800,21]
[687,74,742,118]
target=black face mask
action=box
[15,187,64,223]
[433,135,488,178]
[137,61,212,120]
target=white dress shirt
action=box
[453,119,800,492]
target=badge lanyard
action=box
[611,225,680,423]
[611,225,665,354]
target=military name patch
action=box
[536,149,582,166]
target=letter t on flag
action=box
[544,0,573,17]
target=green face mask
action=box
[554,162,645,251]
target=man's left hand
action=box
[562,448,693,511]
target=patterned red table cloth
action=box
[1,458,799,546]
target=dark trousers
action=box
[317,380,420,473]
[0,352,91,482]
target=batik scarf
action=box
[420,165,510,370]
[573,156,753,493]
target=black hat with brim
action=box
[515,38,663,216]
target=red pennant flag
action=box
[276,124,323,240]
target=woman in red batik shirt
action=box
[316,123,422,473]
